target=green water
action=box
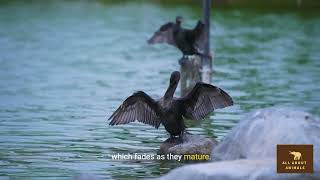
[0,1,319,179]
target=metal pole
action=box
[202,0,212,83]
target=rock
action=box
[159,134,218,156]
[157,107,320,179]
[211,107,320,171]
[157,158,319,180]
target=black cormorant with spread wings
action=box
[147,16,210,59]
[108,71,233,141]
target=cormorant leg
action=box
[177,131,184,144]
[180,130,184,136]
[168,135,175,143]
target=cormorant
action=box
[108,71,233,141]
[147,16,210,59]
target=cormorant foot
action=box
[176,131,184,144]
[165,135,177,143]
[165,134,184,144]
[176,137,183,144]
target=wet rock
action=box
[211,107,320,168]
[159,134,218,155]
[157,107,320,180]
[157,158,319,180]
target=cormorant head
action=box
[175,16,183,25]
[170,71,180,84]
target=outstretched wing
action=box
[108,91,161,128]
[193,20,205,52]
[180,82,233,121]
[147,22,176,46]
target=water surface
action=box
[0,1,319,179]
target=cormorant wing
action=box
[147,22,176,46]
[180,82,233,121]
[109,91,161,128]
[193,20,205,52]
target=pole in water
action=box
[202,0,212,83]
